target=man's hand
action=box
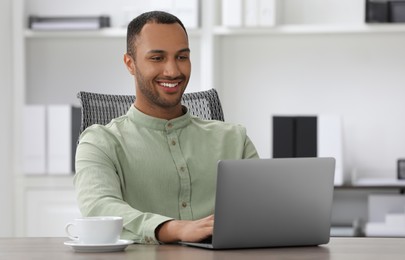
[156,215,214,243]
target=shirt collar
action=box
[126,105,192,131]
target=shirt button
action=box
[180,166,185,172]
[182,202,187,208]
[167,123,173,128]
[171,140,176,146]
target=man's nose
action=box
[163,59,181,78]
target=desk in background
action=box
[1,237,405,260]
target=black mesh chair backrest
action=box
[77,88,225,135]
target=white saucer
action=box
[64,239,133,253]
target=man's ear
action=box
[124,53,135,75]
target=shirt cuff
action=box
[142,215,174,245]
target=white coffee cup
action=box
[65,216,123,244]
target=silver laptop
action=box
[181,157,335,249]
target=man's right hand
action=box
[156,215,214,243]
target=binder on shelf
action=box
[47,105,81,174]
[244,0,259,27]
[222,0,243,27]
[272,116,295,158]
[47,105,71,174]
[71,107,81,172]
[366,0,405,23]
[317,115,344,186]
[391,1,405,22]
[23,105,46,175]
[366,0,389,23]
[272,116,317,158]
[259,0,279,27]
[28,15,110,30]
[295,116,317,157]
[173,0,199,29]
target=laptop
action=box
[180,157,335,249]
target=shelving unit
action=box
[24,23,405,39]
[24,28,203,38]
[12,0,405,237]
[213,24,405,35]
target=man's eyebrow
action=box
[178,48,191,53]
[147,49,166,54]
[146,48,190,55]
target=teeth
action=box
[161,82,178,88]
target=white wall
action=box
[25,37,201,105]
[218,33,405,181]
[0,0,14,236]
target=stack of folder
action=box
[23,105,81,175]
[28,15,110,30]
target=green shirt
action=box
[74,106,259,244]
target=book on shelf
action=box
[223,0,279,28]
[28,15,110,30]
[172,0,199,29]
[222,0,243,27]
[47,105,81,175]
[244,0,259,27]
[23,105,46,175]
[366,0,405,23]
[258,0,279,27]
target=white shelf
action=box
[366,222,405,237]
[24,24,405,39]
[25,28,202,38]
[214,24,405,35]
[330,226,356,237]
[352,178,405,188]
[15,174,74,188]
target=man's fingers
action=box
[200,214,214,223]
[206,214,214,220]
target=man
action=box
[74,11,259,245]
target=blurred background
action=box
[1,0,405,238]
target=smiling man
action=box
[74,11,259,245]
[124,18,191,120]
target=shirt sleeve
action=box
[234,124,259,159]
[243,135,260,159]
[74,134,173,245]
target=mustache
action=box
[156,75,186,81]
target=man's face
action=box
[126,22,191,111]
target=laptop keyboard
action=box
[198,236,212,244]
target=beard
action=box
[134,65,187,108]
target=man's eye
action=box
[177,55,189,60]
[150,56,163,61]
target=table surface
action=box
[1,237,405,260]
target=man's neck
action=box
[133,101,184,120]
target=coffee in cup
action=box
[65,216,123,244]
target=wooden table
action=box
[1,237,405,260]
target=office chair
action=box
[77,88,225,135]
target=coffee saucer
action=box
[64,239,134,253]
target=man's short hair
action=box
[126,11,188,57]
